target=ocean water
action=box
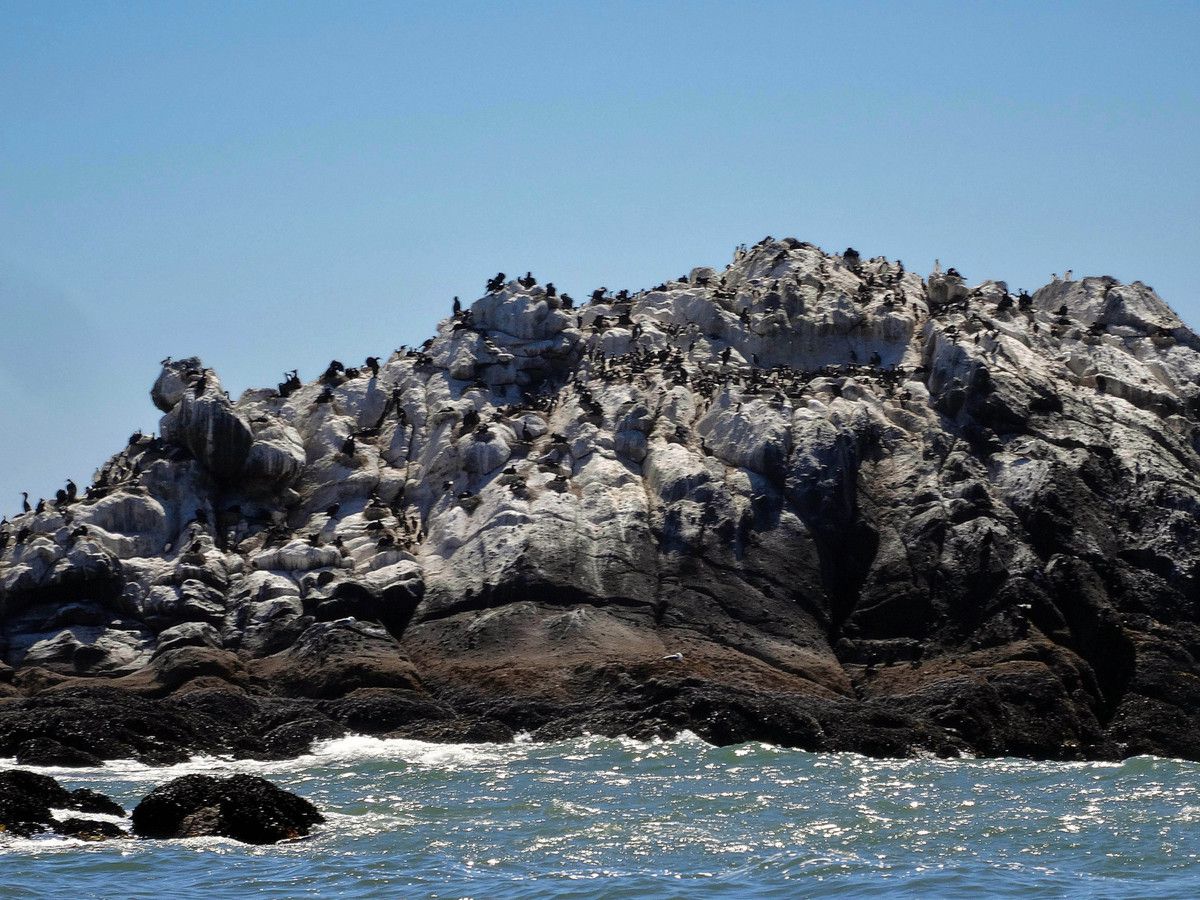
[3,734,1199,899]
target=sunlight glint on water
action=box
[3,734,1199,899]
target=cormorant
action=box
[341,436,356,456]
[365,357,380,377]
[452,296,462,315]
[35,498,45,514]
[21,492,31,514]
[65,478,77,502]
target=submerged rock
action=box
[4,240,1200,762]
[131,774,323,844]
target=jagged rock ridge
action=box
[3,238,1200,762]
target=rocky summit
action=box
[3,238,1200,764]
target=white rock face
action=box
[5,237,1200,761]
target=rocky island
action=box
[3,238,1199,764]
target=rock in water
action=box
[131,774,323,843]
[4,239,1200,761]
[0,769,125,838]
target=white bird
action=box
[661,652,684,662]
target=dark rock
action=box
[54,817,128,841]
[0,769,123,837]
[131,774,324,844]
[251,620,423,699]
[14,738,103,768]
[320,687,451,734]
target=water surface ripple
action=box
[3,735,1198,898]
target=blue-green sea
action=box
[3,734,1199,898]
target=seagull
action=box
[661,652,684,662]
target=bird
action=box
[661,652,684,662]
[21,492,31,514]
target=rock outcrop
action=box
[131,774,322,843]
[4,239,1200,761]
[0,769,125,838]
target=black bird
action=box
[365,356,380,377]
[452,296,462,315]
[65,478,77,502]
[35,498,46,514]
[326,503,341,518]
[21,492,31,514]
[341,436,356,457]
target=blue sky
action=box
[2,0,1198,510]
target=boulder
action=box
[0,769,125,838]
[131,774,323,844]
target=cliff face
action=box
[4,238,1200,763]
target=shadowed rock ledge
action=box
[4,239,1200,763]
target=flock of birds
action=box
[4,238,1085,564]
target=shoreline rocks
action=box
[0,768,322,845]
[4,239,1200,763]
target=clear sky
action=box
[2,0,1197,512]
